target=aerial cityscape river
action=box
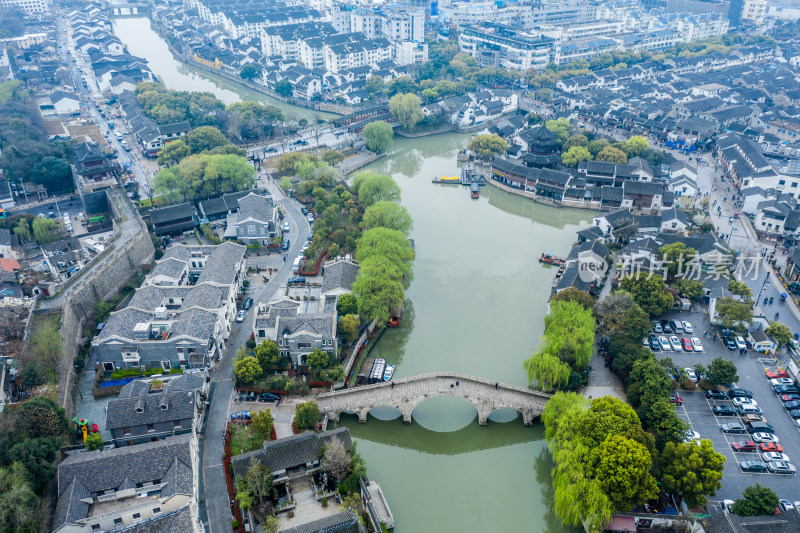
[112,19,593,531]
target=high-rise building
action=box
[0,0,50,16]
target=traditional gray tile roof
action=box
[166,372,205,392]
[53,477,90,531]
[181,283,230,310]
[231,428,351,479]
[278,511,359,533]
[150,258,187,280]
[120,504,195,533]
[196,242,245,285]
[703,510,800,533]
[237,192,274,224]
[149,203,196,225]
[321,259,359,295]
[277,315,334,337]
[118,379,152,398]
[105,389,196,431]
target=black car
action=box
[728,388,754,399]
[784,400,800,410]
[282,239,290,251]
[713,405,737,416]
[739,460,768,473]
[301,207,309,216]
[724,337,738,350]
[787,409,800,419]
[775,385,800,394]
[237,391,256,402]
[265,146,278,153]
[243,298,253,310]
[660,320,673,333]
[259,392,281,402]
[649,335,660,351]
[721,423,747,434]
[288,276,306,284]
[706,390,727,400]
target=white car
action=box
[752,432,779,443]
[282,222,290,232]
[684,368,699,383]
[732,397,758,407]
[682,321,694,334]
[669,336,682,352]
[735,336,747,350]
[762,452,790,463]
[722,499,734,512]
[691,337,704,352]
[307,214,315,223]
[659,336,671,351]
[771,378,796,387]
[683,430,701,445]
[235,310,246,322]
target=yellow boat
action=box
[439,176,459,181]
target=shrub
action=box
[321,497,328,507]
[288,511,295,518]
[232,520,239,528]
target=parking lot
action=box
[653,310,800,509]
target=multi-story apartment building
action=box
[333,5,424,43]
[458,24,554,72]
[740,0,766,25]
[323,35,393,72]
[668,13,729,42]
[261,22,336,61]
[0,0,50,15]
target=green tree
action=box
[182,126,229,153]
[275,79,293,97]
[362,201,413,235]
[596,146,628,164]
[32,156,72,193]
[352,256,405,324]
[321,150,344,166]
[549,287,594,309]
[674,279,705,300]
[655,440,724,507]
[365,75,385,97]
[336,293,359,316]
[386,76,417,96]
[31,217,60,245]
[627,355,672,409]
[389,93,424,131]
[356,227,414,284]
[84,432,104,451]
[361,121,394,154]
[624,135,649,157]
[306,348,331,372]
[588,434,658,512]
[588,139,610,156]
[30,316,61,380]
[234,356,261,385]
[10,436,61,492]
[731,484,779,516]
[245,459,273,501]
[255,340,282,372]
[0,462,39,533]
[524,351,571,391]
[537,88,553,101]
[659,242,698,278]
[545,118,572,145]
[563,134,589,151]
[250,408,274,440]
[765,322,792,345]
[618,275,674,316]
[157,139,191,166]
[240,63,259,80]
[728,279,752,299]
[16,397,68,438]
[707,357,739,387]
[715,296,753,331]
[618,304,652,343]
[467,133,509,160]
[542,300,596,369]
[638,400,688,450]
[561,146,592,168]
[352,173,401,207]
[338,314,360,343]
[294,401,321,428]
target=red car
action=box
[759,442,784,453]
[780,394,800,403]
[732,441,757,452]
[670,393,683,405]
[767,370,789,379]
[681,338,693,352]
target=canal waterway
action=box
[112,18,596,529]
[111,17,335,122]
[337,134,593,532]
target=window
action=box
[114,518,123,525]
[779,180,786,185]
[123,427,131,435]
[147,424,155,432]
[173,420,181,429]
[91,525,100,531]
[162,361,171,370]
[132,513,142,520]
[103,362,114,372]
[152,507,162,515]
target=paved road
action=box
[201,179,310,533]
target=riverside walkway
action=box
[316,372,551,425]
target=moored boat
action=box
[539,252,566,266]
[384,364,395,381]
[470,183,479,198]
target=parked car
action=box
[230,410,251,420]
[682,321,694,334]
[780,393,800,403]
[649,335,660,351]
[741,414,767,425]
[779,499,796,510]
[732,397,758,407]
[771,378,796,387]
[681,338,694,352]
[706,390,727,400]
[670,393,683,405]
[288,276,306,284]
[659,336,671,351]
[283,222,290,232]
[760,442,784,453]
[763,452,790,463]
[652,321,663,333]
[301,207,309,216]
[724,337,738,350]
[735,336,747,350]
[683,430,701,445]
[768,462,796,475]
[752,433,779,444]
[243,298,253,310]
[691,337,703,352]
[783,400,800,410]
[739,460,768,472]
[670,320,684,333]
[721,423,747,434]
[775,385,799,394]
[661,320,673,333]
[767,370,789,379]
[235,310,246,322]
[282,239,290,250]
[684,367,698,383]
[307,214,315,223]
[259,393,281,402]
[713,405,737,416]
[732,441,757,452]
[746,422,775,434]
[728,388,754,399]
[787,409,800,419]
[669,336,682,351]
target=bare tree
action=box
[321,438,350,482]
[245,459,273,502]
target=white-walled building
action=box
[0,0,49,15]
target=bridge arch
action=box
[317,372,551,427]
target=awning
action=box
[605,516,636,532]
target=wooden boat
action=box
[470,183,479,199]
[539,252,566,266]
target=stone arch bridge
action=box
[316,372,552,426]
